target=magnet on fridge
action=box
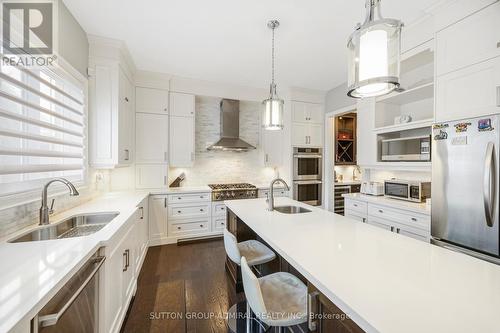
[434,130,448,141]
[433,123,449,129]
[454,122,471,133]
[478,119,494,132]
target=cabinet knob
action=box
[411,217,417,222]
[125,97,129,102]
[200,196,204,199]
[378,209,383,213]
[200,209,204,212]
[353,204,358,207]
[199,224,203,228]
[177,210,182,213]
[164,108,168,111]
[177,226,181,230]
[178,197,182,200]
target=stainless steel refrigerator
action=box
[431,114,500,263]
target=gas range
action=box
[208,183,258,201]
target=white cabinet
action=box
[262,129,283,167]
[292,123,323,147]
[258,188,289,199]
[136,87,169,114]
[135,199,149,276]
[167,202,211,220]
[169,115,195,167]
[89,61,134,168]
[356,98,377,166]
[436,57,500,122]
[149,195,168,243]
[344,198,430,242]
[292,101,323,124]
[169,92,195,117]
[135,113,169,164]
[436,2,500,76]
[135,164,167,189]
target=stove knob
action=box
[231,191,236,197]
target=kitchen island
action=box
[224,197,500,333]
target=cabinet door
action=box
[121,226,135,305]
[345,210,367,223]
[135,164,167,189]
[356,98,377,166]
[118,68,134,165]
[436,2,500,76]
[136,113,169,163]
[149,196,167,241]
[104,240,125,333]
[292,123,308,146]
[292,101,308,123]
[307,123,323,147]
[169,92,195,117]
[136,87,169,114]
[367,216,394,231]
[306,103,323,124]
[262,129,283,167]
[169,116,195,167]
[436,57,500,122]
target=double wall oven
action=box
[293,147,322,206]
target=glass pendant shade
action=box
[347,0,403,99]
[263,84,284,130]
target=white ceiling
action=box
[63,0,441,92]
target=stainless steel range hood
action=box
[207,99,256,151]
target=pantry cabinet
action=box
[136,87,169,114]
[89,60,134,168]
[169,115,195,167]
[135,113,169,164]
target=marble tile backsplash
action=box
[170,96,278,186]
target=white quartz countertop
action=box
[224,197,500,333]
[149,186,212,194]
[0,191,149,333]
[334,180,362,186]
[343,193,430,215]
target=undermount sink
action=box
[9,212,120,243]
[274,206,312,214]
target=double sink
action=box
[9,212,119,243]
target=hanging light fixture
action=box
[262,20,284,130]
[347,0,403,99]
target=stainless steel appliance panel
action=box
[381,135,431,161]
[294,180,322,206]
[432,115,500,256]
[293,148,322,181]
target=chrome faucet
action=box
[40,178,79,225]
[267,178,290,211]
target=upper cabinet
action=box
[292,101,323,124]
[169,92,196,167]
[291,101,324,147]
[436,2,500,77]
[136,87,169,114]
[169,92,195,117]
[262,129,283,167]
[135,113,169,164]
[435,2,500,122]
[89,57,135,168]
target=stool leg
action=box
[246,301,251,333]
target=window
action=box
[0,61,86,197]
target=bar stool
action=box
[241,256,308,333]
[223,229,276,269]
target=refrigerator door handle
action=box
[483,142,496,227]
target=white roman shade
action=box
[0,59,86,196]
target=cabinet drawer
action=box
[258,189,289,198]
[213,217,226,232]
[168,203,211,220]
[168,219,210,236]
[368,204,430,231]
[393,222,430,242]
[345,210,367,223]
[212,203,227,216]
[167,192,210,203]
[367,216,394,232]
[345,199,367,215]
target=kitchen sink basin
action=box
[274,206,312,214]
[9,212,119,243]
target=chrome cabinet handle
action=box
[125,249,130,269]
[308,291,320,331]
[38,256,106,327]
[164,197,167,208]
[177,226,181,230]
[411,217,417,222]
[378,209,383,213]
[139,207,144,219]
[177,210,182,214]
[125,97,129,102]
[200,209,204,212]
[390,226,394,232]
[353,204,358,207]
[124,149,130,161]
[362,218,366,223]
[199,224,203,228]
[484,142,496,227]
[123,251,128,272]
[396,228,400,233]
[496,86,500,107]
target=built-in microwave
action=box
[381,135,431,162]
[384,180,431,203]
[293,147,322,181]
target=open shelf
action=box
[376,82,434,105]
[373,118,434,134]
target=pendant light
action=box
[347,0,403,99]
[262,20,284,130]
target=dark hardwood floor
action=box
[122,240,244,333]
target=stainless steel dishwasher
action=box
[31,250,105,333]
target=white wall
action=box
[325,83,354,112]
